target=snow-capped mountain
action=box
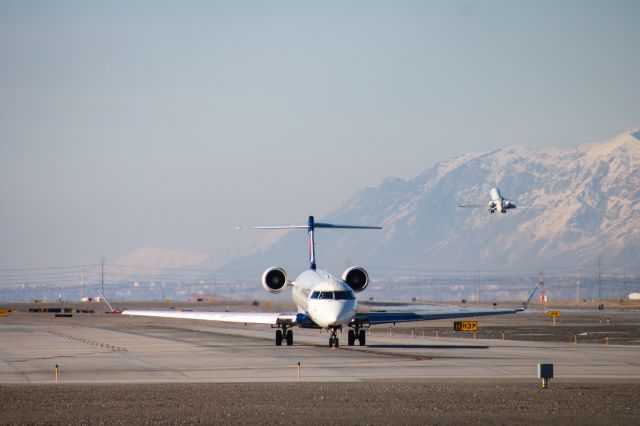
[224,129,640,275]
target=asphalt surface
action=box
[1,301,639,424]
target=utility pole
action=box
[539,270,546,304]
[80,267,85,300]
[576,267,581,302]
[475,270,480,302]
[101,257,106,296]
[597,256,601,301]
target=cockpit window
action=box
[318,291,333,300]
[310,290,355,300]
[334,291,355,300]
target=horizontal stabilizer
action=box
[240,215,381,270]
[314,223,382,229]
[244,223,381,230]
[245,225,308,229]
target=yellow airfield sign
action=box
[546,311,561,317]
[453,321,478,331]
[0,310,8,317]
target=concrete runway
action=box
[2,312,640,384]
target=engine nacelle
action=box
[261,267,289,293]
[341,266,369,292]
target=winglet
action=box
[97,288,118,313]
[520,286,538,310]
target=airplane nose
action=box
[323,301,355,326]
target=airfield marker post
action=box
[436,329,439,338]
[55,364,58,383]
[297,362,301,381]
[538,363,553,389]
[411,329,414,338]
[502,331,505,340]
[604,336,609,345]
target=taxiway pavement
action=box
[1,311,639,383]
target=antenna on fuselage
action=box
[244,216,382,270]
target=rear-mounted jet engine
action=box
[262,267,289,293]
[341,266,369,292]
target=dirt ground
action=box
[1,382,638,425]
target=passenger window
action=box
[319,291,333,300]
[310,291,320,299]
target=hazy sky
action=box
[1,1,639,269]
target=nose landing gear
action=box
[328,327,340,348]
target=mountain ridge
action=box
[222,129,640,275]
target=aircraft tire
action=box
[275,329,283,346]
[358,330,366,346]
[348,330,355,346]
[285,329,293,346]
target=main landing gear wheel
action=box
[348,328,366,346]
[275,327,293,346]
[358,329,366,346]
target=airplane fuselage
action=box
[292,269,357,328]
[488,187,515,213]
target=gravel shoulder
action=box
[1,382,639,425]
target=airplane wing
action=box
[354,306,523,325]
[355,286,537,325]
[120,309,298,325]
[457,204,483,208]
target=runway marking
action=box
[46,328,128,352]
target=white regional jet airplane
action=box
[458,187,517,214]
[116,216,535,348]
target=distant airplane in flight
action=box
[112,216,535,348]
[458,187,517,214]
